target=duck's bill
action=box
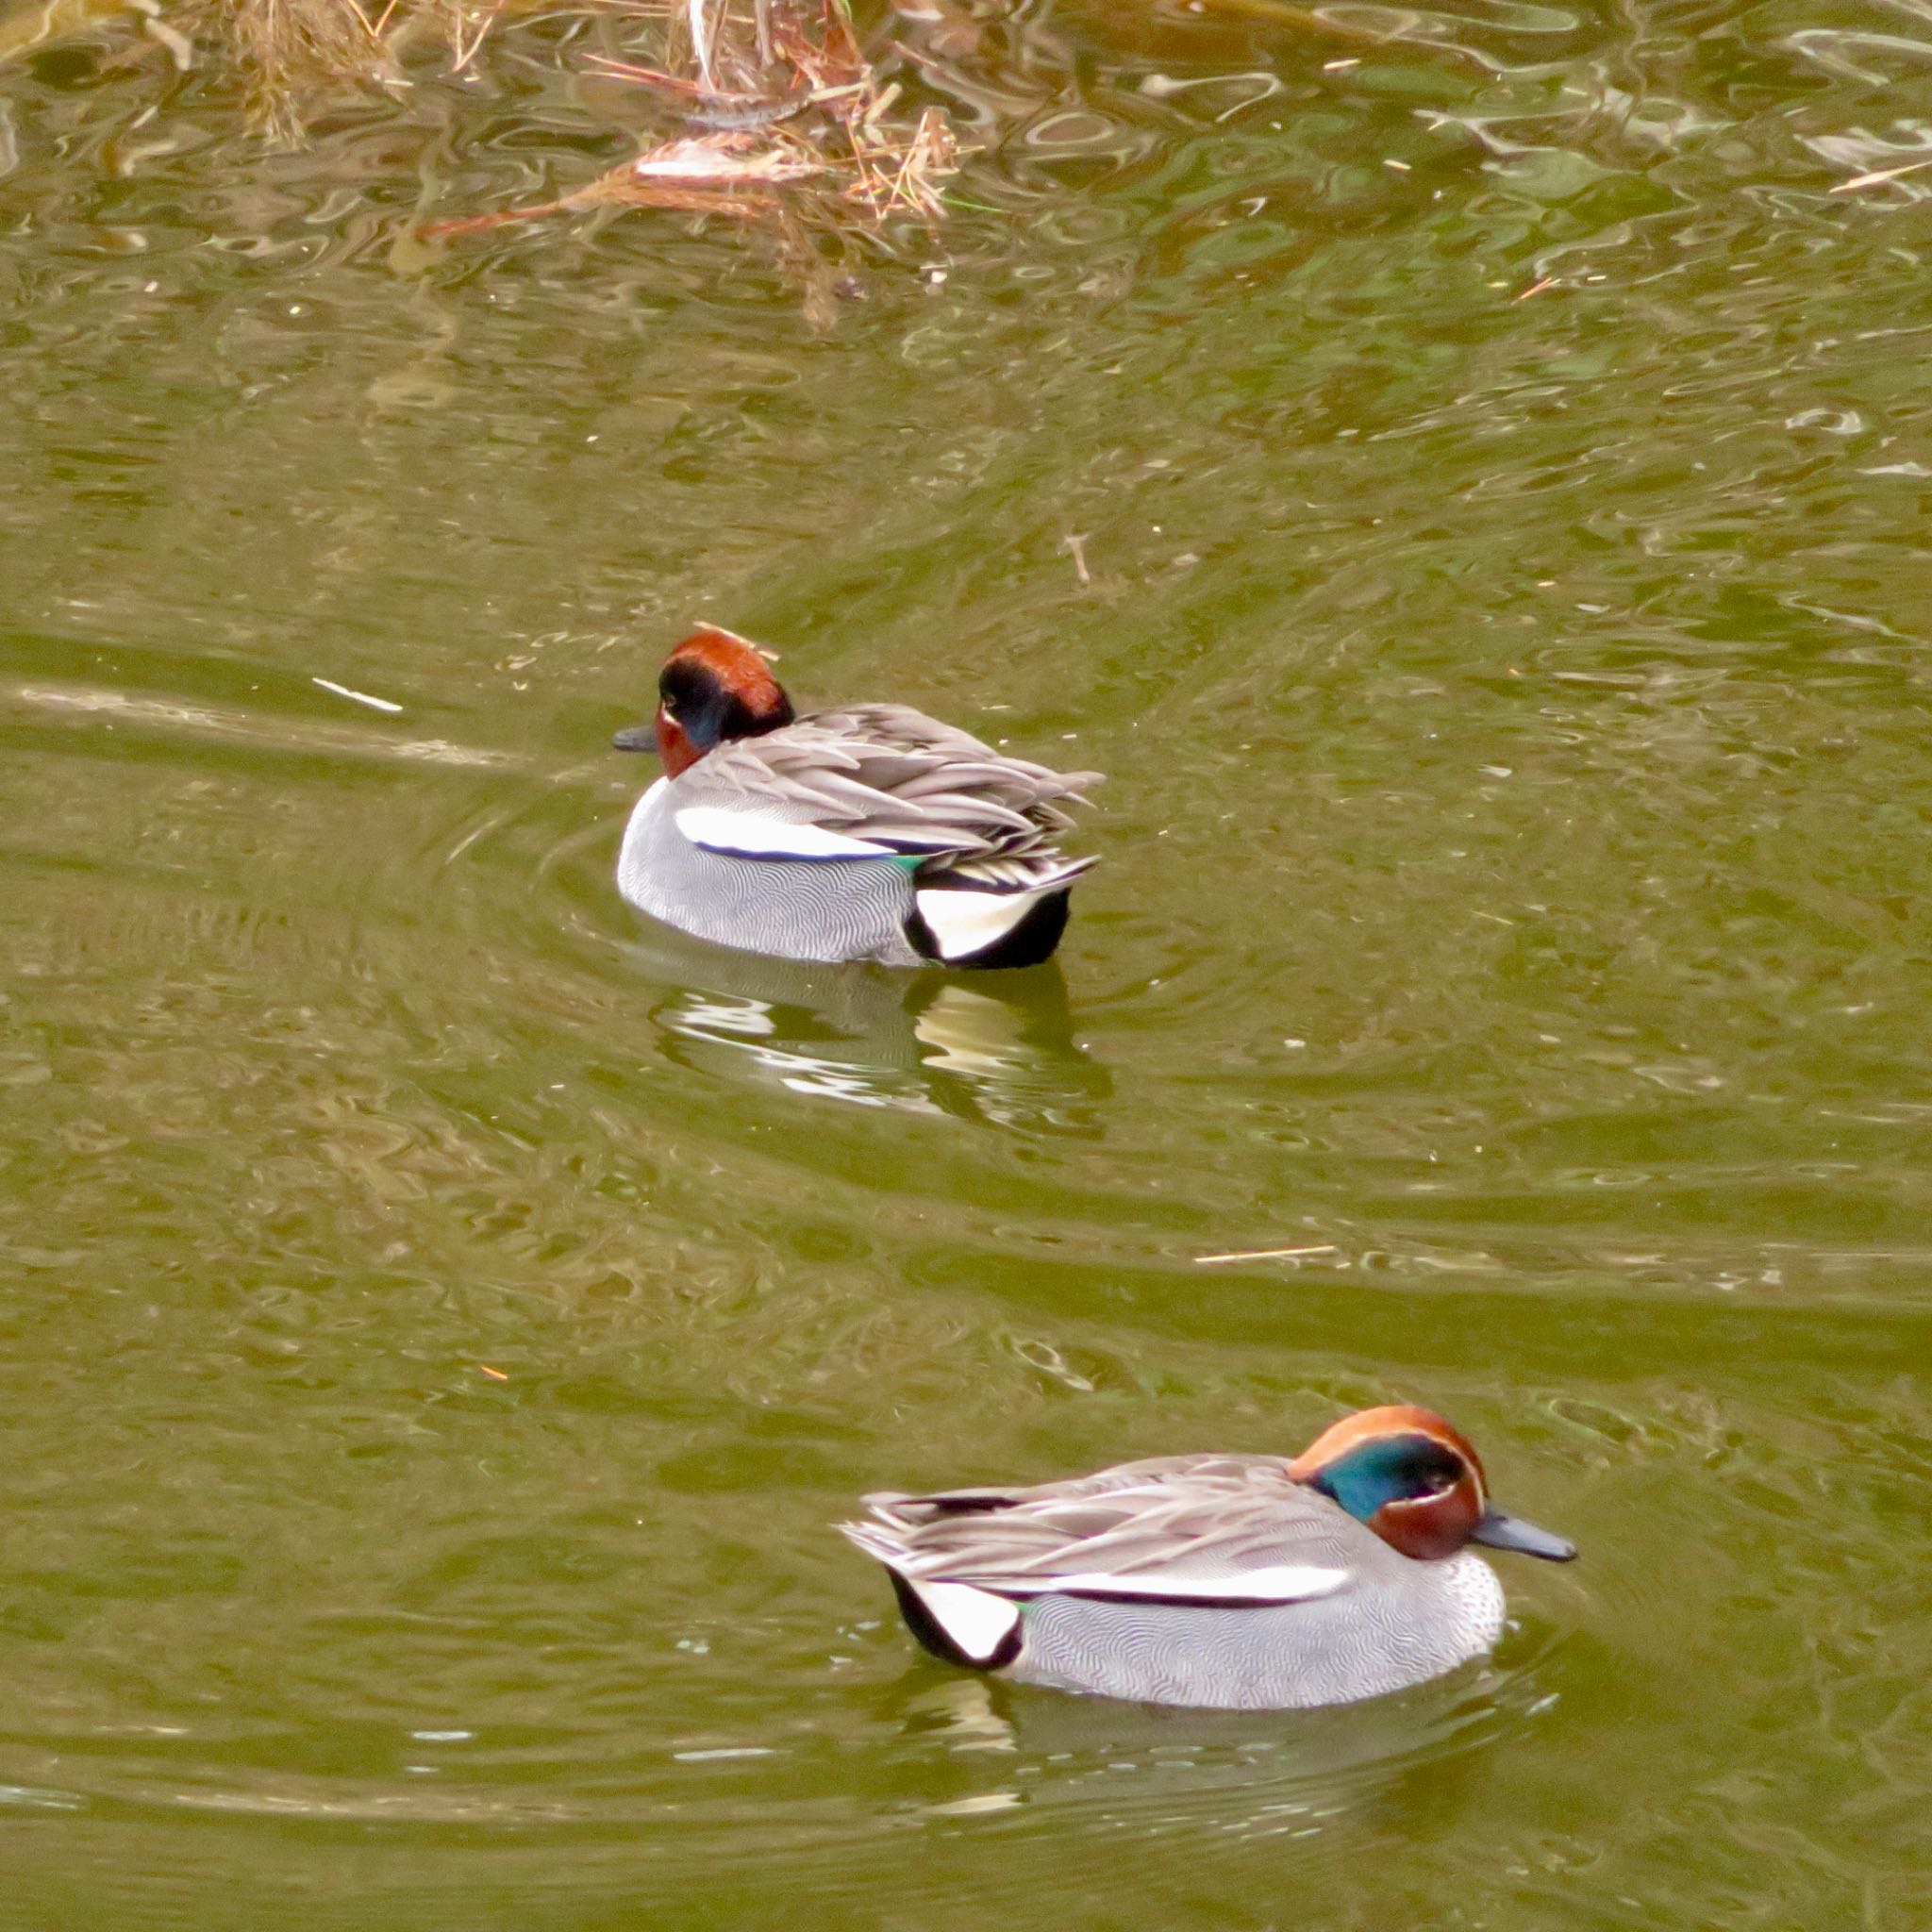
[612,722,657,753]
[1471,1507,1575,1562]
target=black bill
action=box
[612,722,657,753]
[1470,1507,1576,1562]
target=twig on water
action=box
[1831,155,1932,192]
[1193,1244,1340,1266]
[687,0,713,86]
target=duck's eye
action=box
[1421,1471,1457,1497]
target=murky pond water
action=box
[4,0,1931,1923]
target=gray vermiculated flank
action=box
[1008,1553,1505,1709]
[619,777,924,966]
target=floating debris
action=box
[312,676,403,714]
[1193,1244,1339,1266]
[422,0,964,316]
[1830,156,1932,193]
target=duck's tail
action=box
[908,854,1098,969]
[837,1518,1024,1668]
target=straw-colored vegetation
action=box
[0,0,1418,311]
[424,1,961,258]
[0,0,971,313]
[188,0,407,142]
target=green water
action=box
[3,0,1931,1923]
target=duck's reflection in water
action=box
[891,1665,1522,1842]
[620,926,1111,1135]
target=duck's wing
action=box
[841,1457,1358,1607]
[671,706,1101,870]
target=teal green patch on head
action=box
[1305,1432,1468,1525]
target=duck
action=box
[612,627,1101,969]
[840,1404,1575,1710]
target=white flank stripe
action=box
[997,1564,1351,1606]
[913,886,1040,961]
[910,1580,1022,1663]
[675,807,893,861]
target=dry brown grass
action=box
[169,0,509,142]
[0,0,963,308]
[179,0,393,143]
[419,0,963,317]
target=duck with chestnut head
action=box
[612,628,1101,969]
[840,1405,1575,1710]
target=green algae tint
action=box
[2,1,1930,1926]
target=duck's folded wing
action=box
[844,1463,1357,1608]
[679,708,1100,866]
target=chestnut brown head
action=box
[1289,1404,1575,1565]
[612,626,794,777]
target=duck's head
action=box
[1288,1404,1575,1565]
[613,626,794,778]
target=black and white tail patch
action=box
[908,887,1073,970]
[889,1573,1023,1671]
